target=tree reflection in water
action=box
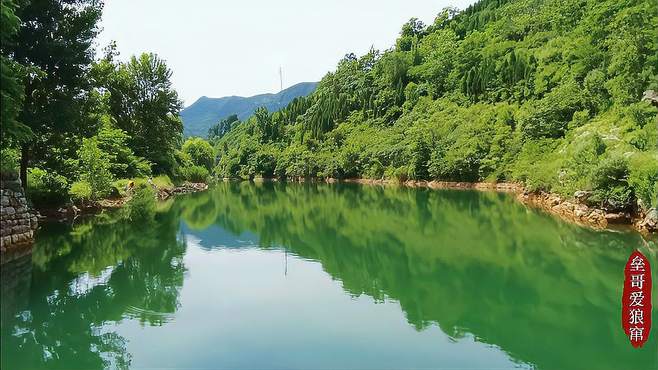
[1,181,656,370]
[1,204,186,370]
[177,182,657,370]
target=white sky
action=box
[97,0,475,106]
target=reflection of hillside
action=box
[1,209,187,370]
[180,223,259,250]
[178,182,656,370]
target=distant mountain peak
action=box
[181,82,318,138]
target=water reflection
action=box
[1,208,186,369]
[176,182,657,370]
[1,181,656,370]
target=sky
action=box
[97,0,475,106]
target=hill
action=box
[181,82,318,137]
[215,0,657,216]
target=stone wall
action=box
[1,172,38,264]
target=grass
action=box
[112,175,175,197]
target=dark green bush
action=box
[27,168,69,206]
[588,156,634,211]
[180,165,210,182]
[69,181,92,204]
[1,147,19,176]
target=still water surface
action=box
[1,182,656,370]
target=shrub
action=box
[79,137,114,199]
[181,137,215,171]
[250,147,278,178]
[127,186,156,221]
[69,181,92,203]
[27,168,69,206]
[588,155,633,211]
[0,147,19,176]
[96,118,152,178]
[385,165,409,182]
[180,165,209,182]
[364,159,385,179]
[628,153,658,209]
[152,175,174,190]
[112,179,131,197]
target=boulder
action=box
[604,212,629,224]
[574,190,592,204]
[642,90,658,107]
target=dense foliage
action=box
[215,0,658,212]
[0,1,191,207]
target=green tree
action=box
[9,0,103,187]
[98,53,183,174]
[208,114,239,140]
[79,137,114,199]
[0,0,29,145]
[181,137,215,171]
[95,117,152,178]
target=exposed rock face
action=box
[637,208,658,233]
[157,182,208,200]
[514,192,626,229]
[642,90,658,106]
[1,173,38,264]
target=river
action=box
[1,182,656,369]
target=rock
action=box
[574,191,592,203]
[642,90,658,107]
[640,208,658,231]
[548,195,561,206]
[605,212,629,224]
[587,209,607,226]
[574,205,589,218]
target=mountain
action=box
[181,82,318,137]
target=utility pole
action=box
[279,66,283,92]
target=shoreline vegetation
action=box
[33,174,657,235]
[36,178,208,222]
[1,0,657,251]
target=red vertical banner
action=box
[622,250,652,348]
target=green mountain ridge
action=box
[181,82,318,137]
[215,0,658,214]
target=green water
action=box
[1,182,656,370]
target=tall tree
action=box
[0,0,28,145]
[8,0,103,186]
[98,53,183,173]
[208,114,239,140]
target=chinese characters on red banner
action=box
[622,251,652,348]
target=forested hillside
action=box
[181,82,317,137]
[215,0,658,213]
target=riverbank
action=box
[246,177,656,235]
[36,181,209,222]
[335,178,657,235]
